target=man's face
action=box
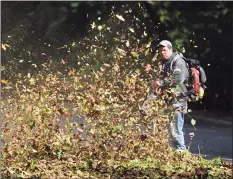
[159,46,173,60]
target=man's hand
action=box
[153,80,162,95]
[153,80,161,89]
[155,87,162,95]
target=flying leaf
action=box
[27,73,31,78]
[116,14,125,21]
[2,45,6,51]
[1,43,10,51]
[191,119,196,126]
[129,28,135,33]
[189,132,195,137]
[125,40,130,47]
[29,78,36,85]
[135,69,140,73]
[98,26,103,31]
[91,22,96,29]
[138,3,141,8]
[18,73,22,78]
[146,41,151,48]
[133,142,140,147]
[103,63,111,67]
[1,79,8,85]
[31,64,37,68]
[131,51,139,59]
[114,37,119,41]
[116,47,126,56]
[145,49,150,56]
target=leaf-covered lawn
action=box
[2,67,232,178]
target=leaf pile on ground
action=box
[2,63,232,179]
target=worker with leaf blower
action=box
[149,39,207,152]
[152,40,190,152]
[142,38,207,152]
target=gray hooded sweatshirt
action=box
[160,53,189,108]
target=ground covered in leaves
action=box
[1,3,232,179]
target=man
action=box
[154,40,189,151]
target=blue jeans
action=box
[168,110,186,150]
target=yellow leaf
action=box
[1,79,8,85]
[18,73,22,78]
[2,43,10,51]
[133,142,140,147]
[5,113,11,118]
[29,78,36,85]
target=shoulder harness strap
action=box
[170,53,186,71]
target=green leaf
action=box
[57,150,64,160]
[138,3,141,8]
[18,73,22,78]
[135,69,140,73]
[30,159,37,171]
[145,49,150,56]
[131,51,139,59]
[85,159,93,169]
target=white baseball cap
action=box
[157,40,172,48]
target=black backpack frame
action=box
[183,58,207,85]
[171,54,207,100]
